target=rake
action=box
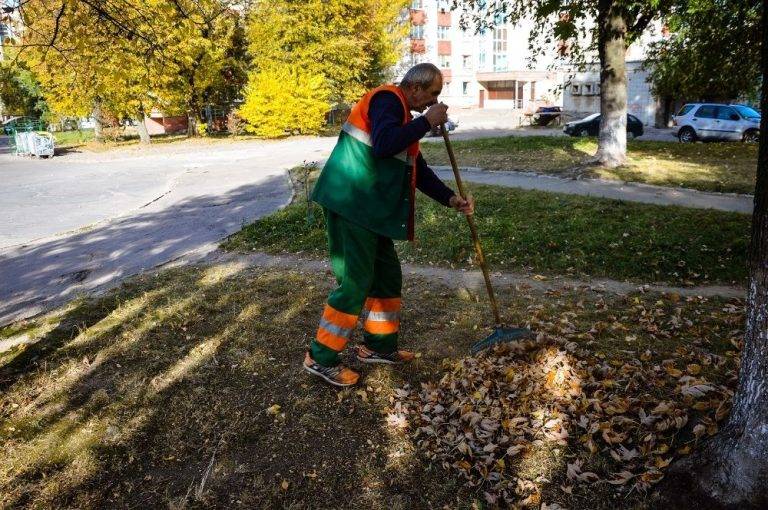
[441,125,533,354]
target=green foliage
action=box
[0,62,49,119]
[238,66,331,138]
[646,0,761,102]
[246,0,409,105]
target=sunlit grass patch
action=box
[420,136,757,194]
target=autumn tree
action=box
[12,0,246,143]
[654,1,768,507]
[158,1,248,136]
[646,0,761,104]
[458,0,675,167]
[244,0,408,112]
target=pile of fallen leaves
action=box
[390,333,737,507]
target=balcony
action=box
[410,39,426,53]
[437,40,451,55]
[410,9,426,25]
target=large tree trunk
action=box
[595,1,628,167]
[92,98,103,142]
[655,2,768,506]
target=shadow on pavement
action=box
[0,176,289,326]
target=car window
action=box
[695,105,716,118]
[677,105,695,116]
[733,105,760,119]
[582,113,600,122]
[627,114,639,123]
[716,106,738,120]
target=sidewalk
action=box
[433,167,753,214]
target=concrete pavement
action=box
[0,137,335,325]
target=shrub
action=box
[237,66,330,138]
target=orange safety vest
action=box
[311,85,420,240]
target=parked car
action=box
[563,113,644,138]
[673,103,760,143]
[532,106,562,126]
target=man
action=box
[304,63,474,387]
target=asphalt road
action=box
[0,137,335,325]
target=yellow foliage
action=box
[237,66,331,138]
[247,0,409,105]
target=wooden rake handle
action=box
[441,125,502,326]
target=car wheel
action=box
[678,127,696,143]
[743,129,759,144]
[627,131,635,140]
[578,129,589,137]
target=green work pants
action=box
[310,209,402,367]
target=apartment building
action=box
[398,0,563,111]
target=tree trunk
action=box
[655,2,768,506]
[595,1,628,167]
[187,111,197,137]
[135,109,151,145]
[92,99,103,142]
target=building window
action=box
[439,54,451,68]
[437,0,451,12]
[410,53,426,66]
[571,84,581,95]
[492,54,507,72]
[478,51,486,68]
[410,24,424,39]
[462,55,472,70]
[444,81,451,94]
[493,28,507,53]
[583,84,592,95]
[411,0,422,8]
[492,27,507,71]
[462,82,469,95]
[437,26,450,39]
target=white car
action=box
[673,103,760,143]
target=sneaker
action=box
[303,352,360,387]
[355,345,415,365]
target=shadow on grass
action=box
[0,263,490,508]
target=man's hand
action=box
[424,102,449,128]
[449,194,475,215]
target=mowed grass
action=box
[53,129,96,148]
[420,136,758,194]
[224,182,749,286]
[0,262,744,509]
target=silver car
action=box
[673,103,760,143]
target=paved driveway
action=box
[0,138,335,325]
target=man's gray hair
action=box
[400,63,442,88]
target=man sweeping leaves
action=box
[304,63,475,387]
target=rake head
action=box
[469,326,534,355]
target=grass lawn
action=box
[420,136,758,195]
[53,129,96,148]
[224,179,749,287]
[0,262,743,509]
